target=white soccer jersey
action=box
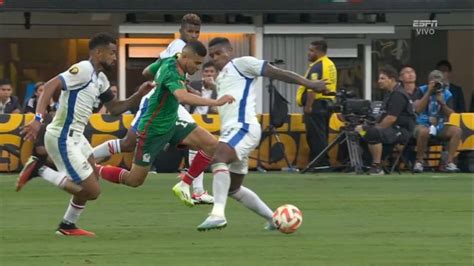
[160,39,186,59]
[216,56,267,130]
[47,60,110,137]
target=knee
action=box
[212,154,229,165]
[416,126,429,138]
[228,184,241,195]
[202,138,218,155]
[128,178,145,188]
[211,162,229,172]
[87,189,101,201]
[228,186,242,199]
[35,146,47,157]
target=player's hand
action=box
[215,95,235,106]
[21,120,42,142]
[304,105,312,114]
[138,81,155,96]
[355,125,363,133]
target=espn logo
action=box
[413,20,438,35]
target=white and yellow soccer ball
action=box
[272,204,303,234]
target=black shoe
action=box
[369,165,385,175]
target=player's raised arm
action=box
[103,81,155,115]
[262,63,328,93]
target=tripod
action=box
[301,124,364,174]
[254,78,298,172]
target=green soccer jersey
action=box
[138,56,186,135]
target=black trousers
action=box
[303,100,331,166]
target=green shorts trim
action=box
[134,120,197,166]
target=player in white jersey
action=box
[92,13,213,204]
[17,33,154,236]
[195,37,327,231]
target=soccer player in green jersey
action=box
[94,13,215,204]
[97,41,234,205]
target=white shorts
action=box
[219,124,261,175]
[44,131,94,184]
[131,100,194,132]
[177,104,195,123]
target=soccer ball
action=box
[272,204,303,234]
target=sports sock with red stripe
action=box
[62,198,85,224]
[182,150,211,185]
[97,165,127,184]
[93,139,121,160]
[210,163,231,218]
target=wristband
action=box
[34,113,44,123]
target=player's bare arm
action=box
[21,77,62,141]
[103,81,155,115]
[173,88,234,107]
[262,63,327,93]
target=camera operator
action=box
[411,70,461,173]
[355,66,416,175]
[296,39,337,168]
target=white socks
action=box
[210,163,231,218]
[230,186,273,222]
[62,199,85,224]
[38,166,68,188]
[93,139,121,160]
[189,149,204,194]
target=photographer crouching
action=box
[355,66,416,175]
[411,70,461,173]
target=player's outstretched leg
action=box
[225,172,275,230]
[175,149,212,206]
[93,127,137,161]
[18,152,102,236]
[16,156,83,194]
[16,156,40,192]
[97,163,153,189]
[229,185,275,230]
[197,163,230,231]
[173,126,217,207]
[188,149,213,204]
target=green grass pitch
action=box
[0,172,472,265]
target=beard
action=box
[100,61,114,72]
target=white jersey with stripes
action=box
[47,60,110,138]
[216,56,267,130]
